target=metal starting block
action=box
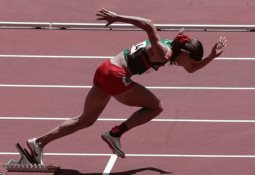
[3,143,59,173]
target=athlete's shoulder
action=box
[161,39,172,48]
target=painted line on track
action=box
[1,116,255,123]
[0,54,254,60]
[103,154,118,175]
[0,55,111,59]
[0,84,254,90]
[1,152,255,159]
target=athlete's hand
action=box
[210,36,227,58]
[96,8,118,27]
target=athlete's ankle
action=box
[110,123,129,138]
[35,138,44,148]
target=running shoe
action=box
[27,138,44,165]
[101,131,126,158]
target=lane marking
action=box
[125,154,255,158]
[0,84,91,89]
[1,152,255,158]
[103,154,118,175]
[219,57,255,60]
[0,55,111,59]
[0,84,254,90]
[0,54,254,60]
[1,116,255,123]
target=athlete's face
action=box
[175,50,196,67]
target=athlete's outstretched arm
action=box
[96,8,167,58]
[186,36,228,73]
[96,8,155,31]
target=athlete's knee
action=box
[151,101,163,114]
[77,114,96,128]
[156,101,164,114]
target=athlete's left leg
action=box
[113,82,163,130]
[101,82,163,157]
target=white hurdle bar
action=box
[0,22,255,32]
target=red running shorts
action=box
[93,60,135,95]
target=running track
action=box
[0,1,255,175]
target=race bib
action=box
[130,41,147,54]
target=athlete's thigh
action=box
[82,85,111,121]
[113,82,161,108]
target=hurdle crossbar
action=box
[0,22,254,32]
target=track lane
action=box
[1,118,255,155]
[0,30,254,57]
[0,58,254,87]
[0,88,254,119]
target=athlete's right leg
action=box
[27,85,111,164]
[34,85,111,148]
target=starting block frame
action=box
[2,143,59,173]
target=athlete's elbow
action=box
[142,19,156,32]
[186,67,197,73]
[145,19,154,26]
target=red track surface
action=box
[0,1,255,175]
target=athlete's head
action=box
[170,30,204,65]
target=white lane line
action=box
[125,154,255,158]
[0,84,91,89]
[147,86,255,90]
[1,152,255,158]
[0,55,111,59]
[0,116,69,120]
[0,54,254,60]
[220,57,255,60]
[103,154,118,175]
[0,84,254,90]
[1,116,255,123]
[0,152,111,156]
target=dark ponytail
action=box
[170,34,204,65]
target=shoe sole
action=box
[101,135,125,158]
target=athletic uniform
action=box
[93,39,172,95]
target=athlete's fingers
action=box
[96,18,104,21]
[219,36,227,45]
[95,13,104,17]
[99,8,111,15]
[101,8,112,14]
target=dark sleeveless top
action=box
[123,39,172,75]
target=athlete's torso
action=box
[123,39,172,75]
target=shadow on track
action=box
[54,167,172,175]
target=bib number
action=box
[130,41,146,54]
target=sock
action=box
[110,123,129,138]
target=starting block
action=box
[2,143,59,173]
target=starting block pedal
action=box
[2,143,59,173]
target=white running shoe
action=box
[27,138,44,165]
[101,131,125,158]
